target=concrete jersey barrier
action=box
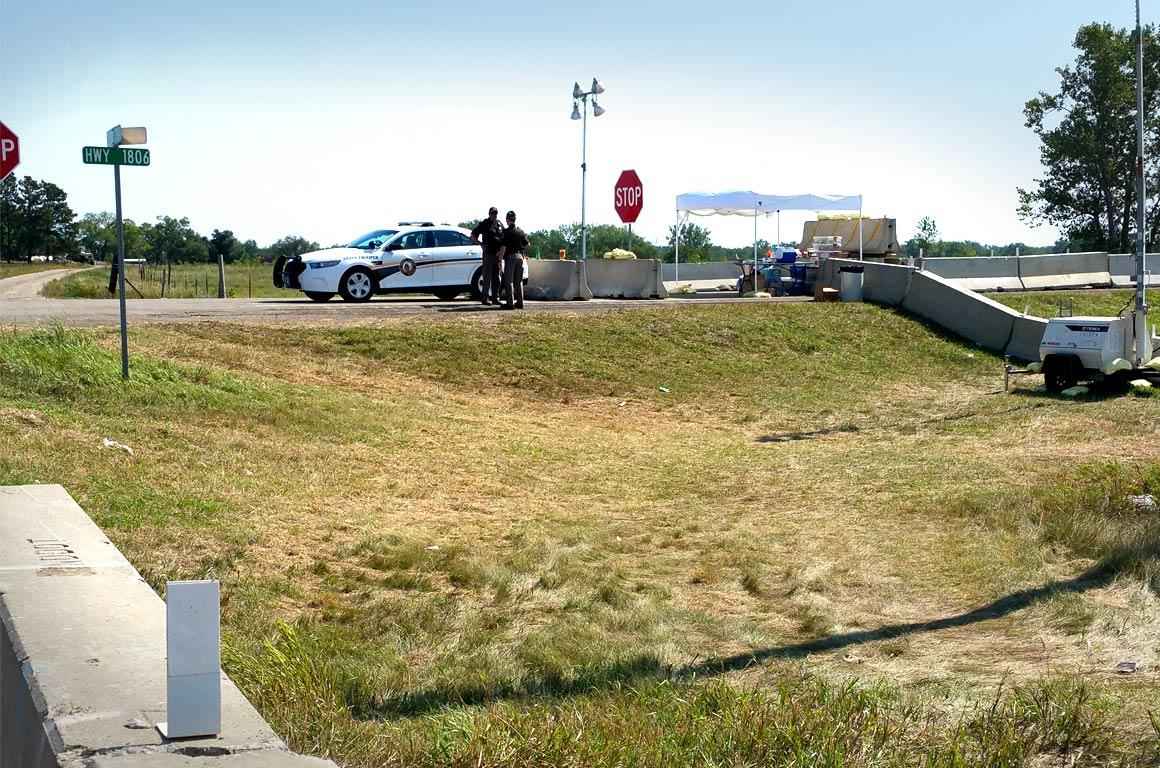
[1109,253,1160,287]
[586,259,667,299]
[661,262,740,283]
[1017,252,1110,290]
[826,259,912,305]
[0,485,336,768]
[524,259,593,301]
[1006,315,1049,363]
[826,259,1046,362]
[923,257,1024,291]
[902,271,1019,353]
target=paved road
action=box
[0,268,90,299]
[0,294,812,328]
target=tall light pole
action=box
[1134,0,1151,365]
[571,77,606,260]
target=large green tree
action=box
[266,235,320,263]
[665,222,712,262]
[1019,23,1160,251]
[78,212,150,263]
[0,175,79,261]
[208,229,240,264]
[144,216,208,264]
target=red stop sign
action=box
[0,122,18,180]
[614,169,643,223]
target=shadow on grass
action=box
[756,403,1046,444]
[358,552,1145,719]
[1011,373,1159,402]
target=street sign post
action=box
[83,125,149,380]
[0,122,19,180]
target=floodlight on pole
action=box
[569,77,607,261]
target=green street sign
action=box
[82,146,150,166]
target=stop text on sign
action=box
[82,146,151,166]
[0,121,19,179]
[615,185,642,209]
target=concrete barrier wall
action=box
[903,271,1020,353]
[525,259,593,300]
[1018,252,1110,289]
[1109,253,1160,287]
[661,262,740,283]
[1006,315,1049,362]
[827,259,912,305]
[0,485,336,768]
[924,257,1024,291]
[1,613,50,768]
[587,259,667,299]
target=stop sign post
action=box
[0,122,19,180]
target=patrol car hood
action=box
[300,247,367,263]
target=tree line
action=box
[903,216,1063,260]
[1,174,320,265]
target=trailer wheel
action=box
[1043,355,1079,393]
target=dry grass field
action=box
[1,302,1157,766]
[40,262,300,299]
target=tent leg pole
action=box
[753,211,759,292]
[674,210,680,282]
[859,204,864,261]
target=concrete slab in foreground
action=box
[0,485,335,768]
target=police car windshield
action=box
[348,229,398,249]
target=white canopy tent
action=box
[673,191,864,282]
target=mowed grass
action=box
[1,303,1159,766]
[0,261,75,279]
[41,262,300,299]
[991,288,1138,318]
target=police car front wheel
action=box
[339,268,375,302]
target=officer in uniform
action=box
[470,207,504,305]
[497,210,529,310]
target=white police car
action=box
[274,224,486,302]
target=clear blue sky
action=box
[3,0,1151,248]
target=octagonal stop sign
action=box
[0,122,18,180]
[614,169,643,224]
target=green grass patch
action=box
[992,289,1136,319]
[226,627,1149,767]
[209,303,996,417]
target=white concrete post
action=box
[158,580,221,739]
